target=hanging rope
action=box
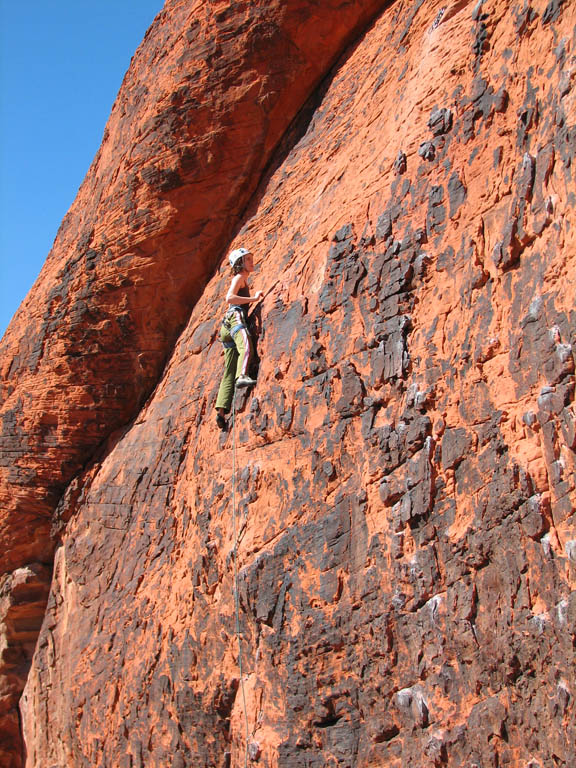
[231,392,250,767]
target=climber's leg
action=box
[215,328,238,413]
[232,325,256,386]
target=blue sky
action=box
[0,0,164,339]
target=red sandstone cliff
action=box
[1,0,575,766]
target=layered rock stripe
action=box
[2,0,576,766]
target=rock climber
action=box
[215,246,264,430]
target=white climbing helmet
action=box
[228,247,251,268]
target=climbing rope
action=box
[231,392,250,767]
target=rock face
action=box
[1,0,575,766]
[0,0,386,763]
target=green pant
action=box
[215,308,253,412]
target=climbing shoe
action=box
[216,413,227,430]
[236,374,256,388]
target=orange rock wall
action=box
[2,0,576,766]
[0,0,387,762]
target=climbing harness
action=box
[222,306,249,341]
[231,392,250,768]
[221,307,250,349]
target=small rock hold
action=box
[541,533,553,559]
[517,153,536,201]
[396,688,413,710]
[522,411,537,427]
[419,141,436,161]
[471,0,484,21]
[323,461,336,479]
[376,211,393,240]
[559,68,573,98]
[448,172,467,217]
[428,107,453,136]
[433,418,446,437]
[394,150,407,175]
[248,742,261,761]
[565,540,576,564]
[556,599,568,626]
[425,735,447,764]
[520,295,543,326]
[493,85,509,113]
[555,342,573,366]
[396,686,429,727]
[379,480,398,507]
[542,0,564,25]
[537,389,560,418]
[333,223,354,242]
[555,682,570,714]
[431,7,446,29]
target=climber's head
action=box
[228,247,253,274]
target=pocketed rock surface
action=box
[2,0,576,766]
